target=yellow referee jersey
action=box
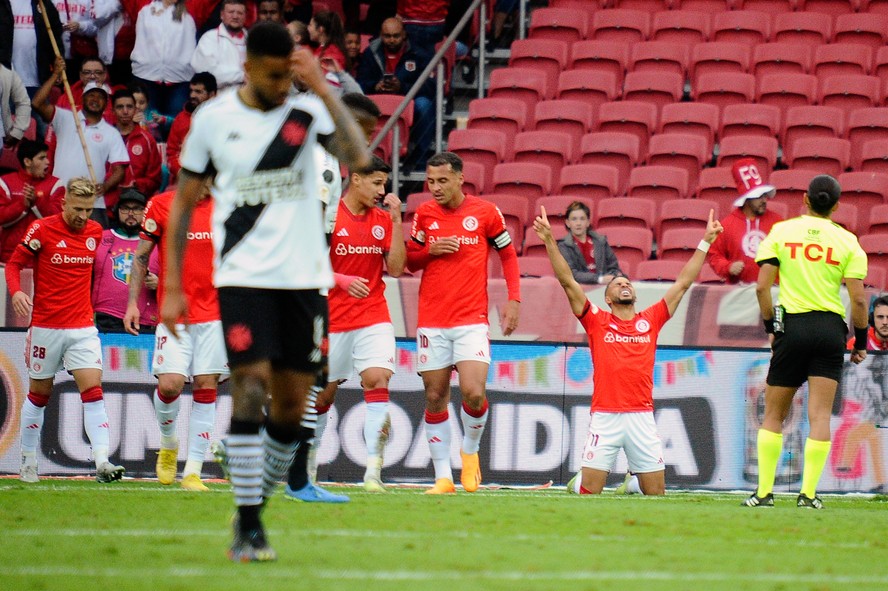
[756,215,867,316]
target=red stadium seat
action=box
[752,43,812,83]
[550,0,599,15]
[692,72,756,115]
[781,106,845,161]
[659,228,705,261]
[628,165,691,201]
[659,103,719,152]
[847,108,888,170]
[557,70,621,113]
[859,234,888,284]
[528,7,589,44]
[804,0,858,17]
[558,164,622,204]
[533,100,596,152]
[533,194,584,232]
[772,12,832,48]
[616,0,672,12]
[785,137,852,177]
[859,139,888,174]
[819,75,880,122]
[697,167,739,216]
[716,135,779,176]
[508,39,570,103]
[512,131,574,186]
[864,203,888,235]
[597,227,654,277]
[720,103,781,140]
[569,40,630,87]
[691,42,751,85]
[462,161,486,195]
[646,133,710,191]
[651,10,711,45]
[595,197,657,232]
[367,94,413,159]
[634,259,685,282]
[770,169,816,203]
[521,224,568,258]
[833,13,888,49]
[837,171,888,227]
[756,73,818,119]
[657,198,720,244]
[813,44,874,80]
[591,9,651,44]
[737,0,795,14]
[622,71,684,115]
[518,256,556,277]
[597,101,658,158]
[485,193,531,253]
[683,0,737,12]
[491,163,553,201]
[864,266,888,290]
[579,132,641,194]
[488,68,550,113]
[630,41,690,78]
[447,128,508,191]
[712,11,771,46]
[874,46,888,88]
[467,97,528,143]
[404,192,434,226]
[868,0,888,14]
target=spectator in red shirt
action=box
[308,9,347,72]
[557,200,623,285]
[0,139,65,263]
[165,71,217,184]
[113,88,161,200]
[55,56,115,124]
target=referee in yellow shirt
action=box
[747,174,869,509]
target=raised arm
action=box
[663,209,723,316]
[31,56,66,123]
[533,206,587,316]
[382,193,406,277]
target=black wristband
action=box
[854,326,868,351]
[763,319,775,335]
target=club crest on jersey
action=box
[92,133,102,142]
[144,218,157,233]
[282,121,307,147]
[462,216,479,231]
[742,229,767,258]
[372,225,385,240]
[86,237,96,251]
[635,319,650,334]
[405,61,416,72]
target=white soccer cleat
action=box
[20,457,39,484]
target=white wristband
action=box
[697,240,710,253]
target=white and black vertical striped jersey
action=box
[179,90,335,290]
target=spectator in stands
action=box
[257,0,283,23]
[32,56,129,226]
[191,0,248,91]
[1,63,30,149]
[397,0,447,56]
[165,72,216,184]
[308,10,347,72]
[113,88,161,199]
[0,139,64,263]
[92,187,158,333]
[131,0,197,120]
[55,57,115,123]
[357,17,434,169]
[288,19,308,46]
[344,30,361,78]
[558,200,623,285]
[709,159,782,285]
[129,80,171,142]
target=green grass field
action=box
[1,479,887,591]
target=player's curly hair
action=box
[66,177,97,199]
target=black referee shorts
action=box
[767,311,847,387]
[217,287,328,373]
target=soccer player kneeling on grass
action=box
[533,206,723,495]
[6,178,125,484]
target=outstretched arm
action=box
[533,206,587,316]
[663,209,723,316]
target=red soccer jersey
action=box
[7,214,102,329]
[140,191,219,324]
[0,171,65,263]
[847,327,888,351]
[328,201,393,332]
[578,299,671,412]
[410,194,512,328]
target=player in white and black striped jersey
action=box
[160,21,371,563]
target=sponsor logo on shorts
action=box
[33,363,41,372]
[419,354,427,364]
[603,332,652,344]
[155,355,164,365]
[585,451,594,460]
[225,323,253,353]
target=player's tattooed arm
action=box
[123,238,156,335]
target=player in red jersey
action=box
[5,178,125,484]
[533,206,722,496]
[406,152,521,494]
[123,184,227,491]
[289,155,405,495]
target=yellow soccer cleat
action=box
[156,447,178,485]
[181,473,209,492]
[424,478,456,495]
[460,451,482,493]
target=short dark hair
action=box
[191,71,218,94]
[127,80,150,98]
[427,152,463,173]
[112,89,135,105]
[17,139,48,167]
[353,154,391,176]
[247,21,294,58]
[342,93,381,119]
[807,175,841,216]
[79,56,105,72]
[565,200,590,220]
[873,296,888,313]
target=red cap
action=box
[731,158,775,208]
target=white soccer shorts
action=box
[416,323,490,372]
[328,322,396,382]
[26,326,102,379]
[152,321,229,379]
[581,411,666,474]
